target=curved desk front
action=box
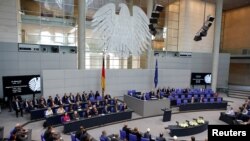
[168,121,208,137]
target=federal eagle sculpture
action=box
[92,3,151,57]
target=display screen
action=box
[191,73,212,85]
[2,75,41,97]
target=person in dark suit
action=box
[95,91,100,99]
[102,105,110,114]
[122,125,130,139]
[69,93,75,103]
[143,128,152,141]
[54,94,60,105]
[13,99,23,117]
[75,93,82,103]
[47,96,53,107]
[72,111,80,120]
[39,96,47,106]
[104,94,111,100]
[75,126,87,140]
[82,92,87,102]
[85,108,92,118]
[156,133,166,141]
[131,128,142,141]
[62,93,68,104]
[149,90,155,98]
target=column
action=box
[126,0,133,69]
[212,0,223,92]
[78,0,86,69]
[146,0,154,69]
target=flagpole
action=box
[101,52,106,98]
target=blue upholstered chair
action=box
[141,138,150,141]
[210,98,214,103]
[217,97,222,103]
[120,130,126,140]
[177,99,181,106]
[187,95,192,99]
[183,99,188,104]
[203,98,208,103]
[129,134,137,141]
[71,133,76,141]
[206,94,211,98]
[181,95,185,99]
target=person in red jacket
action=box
[63,112,71,122]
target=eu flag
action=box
[154,59,158,88]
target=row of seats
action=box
[176,97,222,106]
[169,93,214,100]
[118,130,159,141]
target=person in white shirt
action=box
[45,107,53,116]
[226,107,235,116]
[57,105,65,114]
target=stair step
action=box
[228,92,250,97]
[228,90,250,94]
[228,95,248,99]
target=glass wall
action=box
[19,0,78,46]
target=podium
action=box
[162,108,172,122]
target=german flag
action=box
[101,55,105,95]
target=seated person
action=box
[95,91,100,99]
[68,104,74,112]
[75,93,82,103]
[156,133,166,141]
[226,107,235,116]
[11,123,28,141]
[120,102,128,111]
[85,108,92,118]
[50,100,56,108]
[102,105,110,114]
[69,93,75,103]
[47,96,53,107]
[143,128,152,140]
[74,102,82,111]
[72,111,80,120]
[38,100,47,108]
[104,94,111,100]
[57,105,65,114]
[104,99,109,105]
[63,112,71,122]
[96,101,101,107]
[122,124,130,139]
[62,93,68,104]
[100,130,110,141]
[44,126,61,141]
[91,106,99,116]
[75,126,88,141]
[54,94,61,105]
[149,90,155,98]
[87,100,92,108]
[131,127,142,141]
[45,107,54,116]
